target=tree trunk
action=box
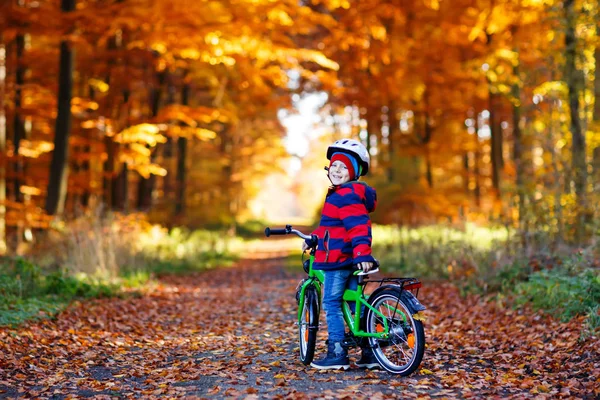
[489,91,503,197]
[45,0,76,216]
[592,6,600,191]
[136,69,166,210]
[113,163,129,211]
[175,81,190,215]
[387,104,397,182]
[486,32,504,197]
[564,0,587,242]
[13,33,26,202]
[425,147,433,189]
[473,113,481,207]
[549,98,564,247]
[364,107,372,156]
[423,111,433,189]
[0,40,7,254]
[463,153,470,194]
[111,88,130,211]
[512,52,526,230]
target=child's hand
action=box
[357,262,374,272]
[302,241,309,252]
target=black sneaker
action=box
[311,342,350,370]
[356,347,380,369]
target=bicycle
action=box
[265,224,426,375]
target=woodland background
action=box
[0,0,599,335]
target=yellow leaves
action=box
[150,42,167,55]
[326,0,351,9]
[292,49,339,71]
[114,124,167,147]
[533,120,546,133]
[267,9,293,26]
[20,185,42,196]
[423,0,440,10]
[370,25,387,41]
[487,5,515,35]
[420,368,434,375]
[533,81,567,98]
[168,126,217,141]
[205,32,221,46]
[495,48,519,66]
[179,48,201,60]
[128,143,151,157]
[413,311,428,321]
[88,78,109,93]
[138,164,167,179]
[16,140,54,158]
[156,105,230,126]
[468,23,485,42]
[71,97,99,114]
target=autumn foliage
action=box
[0,0,597,250]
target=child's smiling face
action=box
[329,160,351,186]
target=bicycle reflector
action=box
[403,282,422,291]
[407,333,415,349]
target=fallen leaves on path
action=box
[0,258,598,399]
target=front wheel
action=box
[298,286,319,365]
[364,288,425,375]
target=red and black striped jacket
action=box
[310,181,377,271]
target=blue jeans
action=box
[322,269,357,343]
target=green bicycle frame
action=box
[297,252,398,340]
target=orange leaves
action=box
[156,104,230,126]
[0,257,595,397]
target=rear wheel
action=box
[299,286,319,365]
[364,288,425,375]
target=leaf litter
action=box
[0,257,598,399]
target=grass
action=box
[0,258,121,327]
[372,223,511,279]
[0,213,243,327]
[514,266,600,339]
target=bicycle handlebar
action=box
[264,225,314,241]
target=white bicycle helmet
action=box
[326,139,370,176]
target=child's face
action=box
[329,160,351,185]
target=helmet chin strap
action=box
[325,166,334,185]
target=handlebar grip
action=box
[264,227,288,237]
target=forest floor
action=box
[0,246,598,399]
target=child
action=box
[302,138,379,370]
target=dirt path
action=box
[0,257,598,399]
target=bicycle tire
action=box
[299,286,319,365]
[364,287,425,375]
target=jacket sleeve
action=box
[338,190,375,264]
